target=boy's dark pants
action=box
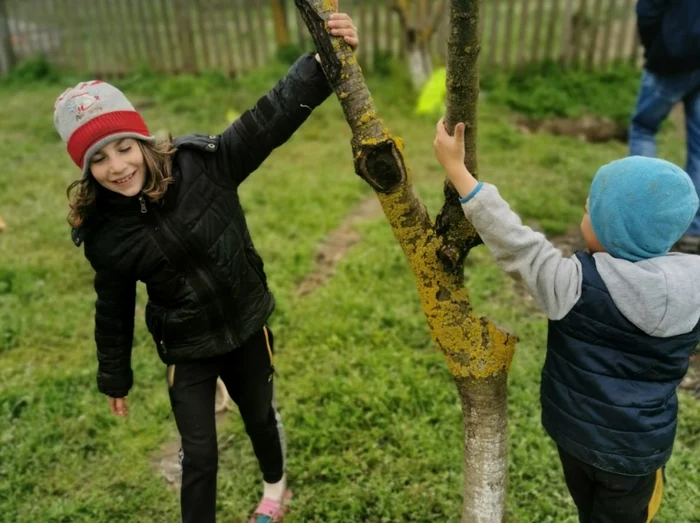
[558,447,664,523]
[167,326,284,523]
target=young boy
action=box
[434,118,700,522]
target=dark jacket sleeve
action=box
[217,53,333,186]
[92,269,137,398]
[636,0,670,51]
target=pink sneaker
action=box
[249,489,292,523]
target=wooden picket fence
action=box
[0,0,643,77]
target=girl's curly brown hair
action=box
[66,138,177,228]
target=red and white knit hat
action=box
[54,80,156,178]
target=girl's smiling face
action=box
[89,138,146,197]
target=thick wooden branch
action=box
[294,0,514,381]
[296,0,407,194]
[270,0,291,47]
[435,0,483,272]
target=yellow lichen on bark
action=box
[375,184,515,380]
[359,110,377,124]
[442,323,516,379]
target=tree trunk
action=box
[294,1,516,521]
[444,4,511,521]
[271,0,291,47]
[392,0,447,90]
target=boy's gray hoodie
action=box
[462,183,700,337]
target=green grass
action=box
[0,61,698,523]
[482,60,644,125]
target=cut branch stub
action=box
[353,140,408,193]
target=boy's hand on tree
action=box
[434,117,466,170]
[434,117,478,198]
[108,396,129,418]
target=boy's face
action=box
[581,199,606,254]
[89,138,146,197]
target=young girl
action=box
[53,7,358,522]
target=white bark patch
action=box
[408,46,433,90]
[465,429,507,522]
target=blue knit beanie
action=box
[588,156,699,262]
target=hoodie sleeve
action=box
[461,183,582,320]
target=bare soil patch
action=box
[295,197,382,297]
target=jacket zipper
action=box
[147,201,235,347]
[139,195,147,214]
[140,195,168,351]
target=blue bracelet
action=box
[459,183,483,204]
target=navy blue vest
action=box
[542,253,699,476]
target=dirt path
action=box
[294,197,382,297]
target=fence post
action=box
[271,0,290,47]
[559,0,573,65]
[516,0,531,68]
[487,0,501,68]
[0,0,16,74]
[174,0,197,73]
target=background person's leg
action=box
[683,84,700,237]
[629,71,683,158]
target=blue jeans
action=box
[629,69,700,236]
